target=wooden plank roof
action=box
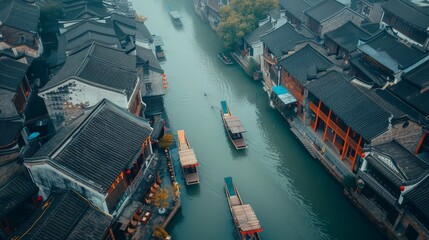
[231,204,262,233]
[224,116,246,134]
[179,149,198,167]
[178,130,198,166]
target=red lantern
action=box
[400,186,405,192]
[162,73,166,77]
[360,152,365,158]
[126,169,131,175]
[36,195,43,202]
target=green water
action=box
[132,0,386,239]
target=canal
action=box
[132,0,386,239]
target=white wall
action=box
[26,162,109,213]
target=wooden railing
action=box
[310,101,362,153]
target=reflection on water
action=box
[132,0,386,239]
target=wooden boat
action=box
[169,7,183,26]
[220,101,247,149]
[218,52,233,65]
[224,177,263,240]
[177,130,199,185]
[153,35,165,59]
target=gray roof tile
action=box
[357,30,427,73]
[306,70,392,140]
[279,44,333,84]
[0,0,40,32]
[404,175,429,220]
[260,23,307,57]
[382,0,429,30]
[27,99,152,193]
[304,0,345,23]
[325,21,371,52]
[244,22,273,44]
[0,172,38,219]
[11,190,112,240]
[280,0,312,22]
[41,42,137,99]
[0,57,30,91]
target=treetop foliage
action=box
[217,0,278,48]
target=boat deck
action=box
[184,172,199,185]
[178,130,199,185]
[232,138,247,149]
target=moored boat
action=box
[177,130,199,185]
[218,52,233,65]
[224,177,263,240]
[220,101,247,149]
[169,7,183,26]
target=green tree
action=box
[153,225,170,240]
[39,0,63,21]
[153,188,169,211]
[158,133,174,149]
[217,0,277,48]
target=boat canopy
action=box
[232,204,263,234]
[179,149,198,167]
[153,35,164,47]
[224,116,246,134]
[224,176,236,196]
[221,100,229,114]
[169,10,182,19]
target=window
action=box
[145,82,152,92]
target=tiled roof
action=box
[62,1,108,21]
[280,0,312,22]
[404,175,429,221]
[403,59,429,89]
[325,21,371,53]
[279,44,333,84]
[27,99,152,193]
[304,0,345,23]
[0,0,40,32]
[11,190,112,240]
[41,42,137,100]
[367,141,429,187]
[63,20,118,51]
[382,0,429,30]
[306,70,392,140]
[0,172,38,219]
[136,46,163,74]
[110,12,136,29]
[244,22,273,44]
[349,56,386,86]
[375,89,429,125]
[143,96,165,116]
[357,30,427,73]
[260,23,307,57]
[136,21,154,43]
[389,80,429,117]
[360,23,381,34]
[0,118,22,147]
[0,57,30,91]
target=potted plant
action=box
[153,188,169,214]
[153,225,171,240]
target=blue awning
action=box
[272,85,287,95]
[272,86,297,105]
